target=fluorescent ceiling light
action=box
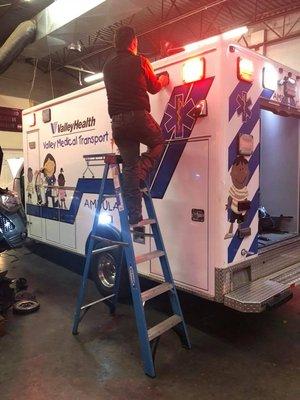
[50,0,107,27]
[222,26,248,40]
[84,72,104,83]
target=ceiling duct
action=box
[0,20,36,74]
[23,0,154,59]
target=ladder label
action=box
[110,165,124,211]
[111,165,120,189]
[129,265,136,288]
[115,189,124,211]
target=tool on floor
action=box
[72,153,191,377]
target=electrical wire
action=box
[48,57,55,99]
[28,57,38,103]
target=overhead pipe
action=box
[0,20,36,74]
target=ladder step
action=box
[92,244,121,255]
[130,219,156,228]
[81,294,115,310]
[148,315,183,341]
[141,282,173,302]
[130,230,154,237]
[135,250,165,264]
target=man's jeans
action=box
[111,110,164,224]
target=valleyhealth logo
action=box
[50,116,96,135]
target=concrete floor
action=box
[0,243,299,400]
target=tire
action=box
[91,241,129,299]
[13,299,40,314]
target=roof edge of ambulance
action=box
[230,43,300,75]
[23,82,105,115]
[23,39,299,116]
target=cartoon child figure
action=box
[42,153,58,208]
[225,156,249,239]
[34,169,44,205]
[26,167,34,203]
[57,168,67,209]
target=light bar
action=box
[84,72,104,83]
[262,63,278,90]
[182,57,205,83]
[237,57,254,82]
[222,26,248,40]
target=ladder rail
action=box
[143,190,191,349]
[115,162,156,377]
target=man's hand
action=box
[158,73,169,87]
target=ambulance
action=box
[21,30,300,312]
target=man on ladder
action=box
[103,25,169,226]
[72,26,190,378]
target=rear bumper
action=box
[224,264,300,313]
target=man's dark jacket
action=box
[103,50,162,117]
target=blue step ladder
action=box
[72,153,191,377]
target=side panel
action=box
[151,139,209,290]
[45,219,60,244]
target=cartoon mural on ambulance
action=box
[42,153,58,208]
[34,169,43,205]
[26,167,34,203]
[225,155,250,239]
[57,168,67,209]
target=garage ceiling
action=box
[1,0,300,79]
[38,0,300,76]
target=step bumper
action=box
[224,264,300,313]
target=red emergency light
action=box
[237,57,254,82]
[182,57,205,83]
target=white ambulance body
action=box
[22,37,300,312]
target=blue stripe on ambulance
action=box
[151,77,215,199]
[228,189,259,263]
[228,81,252,121]
[248,233,259,257]
[227,88,274,263]
[228,88,274,170]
